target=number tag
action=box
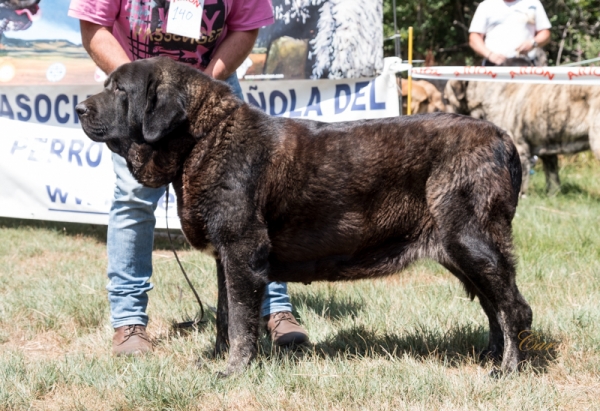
[166,0,204,40]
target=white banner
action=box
[411,66,600,85]
[0,75,400,226]
[0,117,181,228]
[241,75,399,121]
[0,85,102,128]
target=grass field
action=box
[1,152,599,410]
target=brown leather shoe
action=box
[264,311,309,346]
[112,324,153,356]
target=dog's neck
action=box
[185,78,244,140]
[127,126,197,188]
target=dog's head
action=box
[76,57,212,187]
[443,80,470,115]
[78,57,190,147]
[414,80,446,113]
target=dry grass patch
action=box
[31,385,128,411]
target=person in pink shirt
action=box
[68,0,308,356]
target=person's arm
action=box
[469,32,506,65]
[517,2,552,54]
[515,29,551,54]
[203,29,258,80]
[80,20,131,74]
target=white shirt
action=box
[469,0,551,59]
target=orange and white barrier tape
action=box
[411,66,600,85]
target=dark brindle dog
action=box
[76,57,532,376]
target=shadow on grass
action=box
[298,324,486,366]
[0,217,190,250]
[258,324,560,373]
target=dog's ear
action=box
[142,78,187,143]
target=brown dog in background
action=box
[398,78,446,114]
[77,57,532,377]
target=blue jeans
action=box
[106,73,292,328]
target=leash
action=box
[165,185,206,329]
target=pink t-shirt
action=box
[68,0,273,69]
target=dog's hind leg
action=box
[429,130,531,372]
[214,259,229,357]
[442,262,504,363]
[440,227,532,374]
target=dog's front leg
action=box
[214,258,229,357]
[218,239,269,377]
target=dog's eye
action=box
[115,86,125,94]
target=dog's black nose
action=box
[75,102,88,116]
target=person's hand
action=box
[488,52,506,65]
[515,39,535,54]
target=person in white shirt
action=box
[469,0,551,66]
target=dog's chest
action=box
[177,202,211,243]
[178,210,215,255]
[172,177,215,254]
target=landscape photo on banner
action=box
[0,0,99,85]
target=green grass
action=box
[1,152,599,410]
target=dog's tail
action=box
[503,131,523,205]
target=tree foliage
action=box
[383,0,600,66]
